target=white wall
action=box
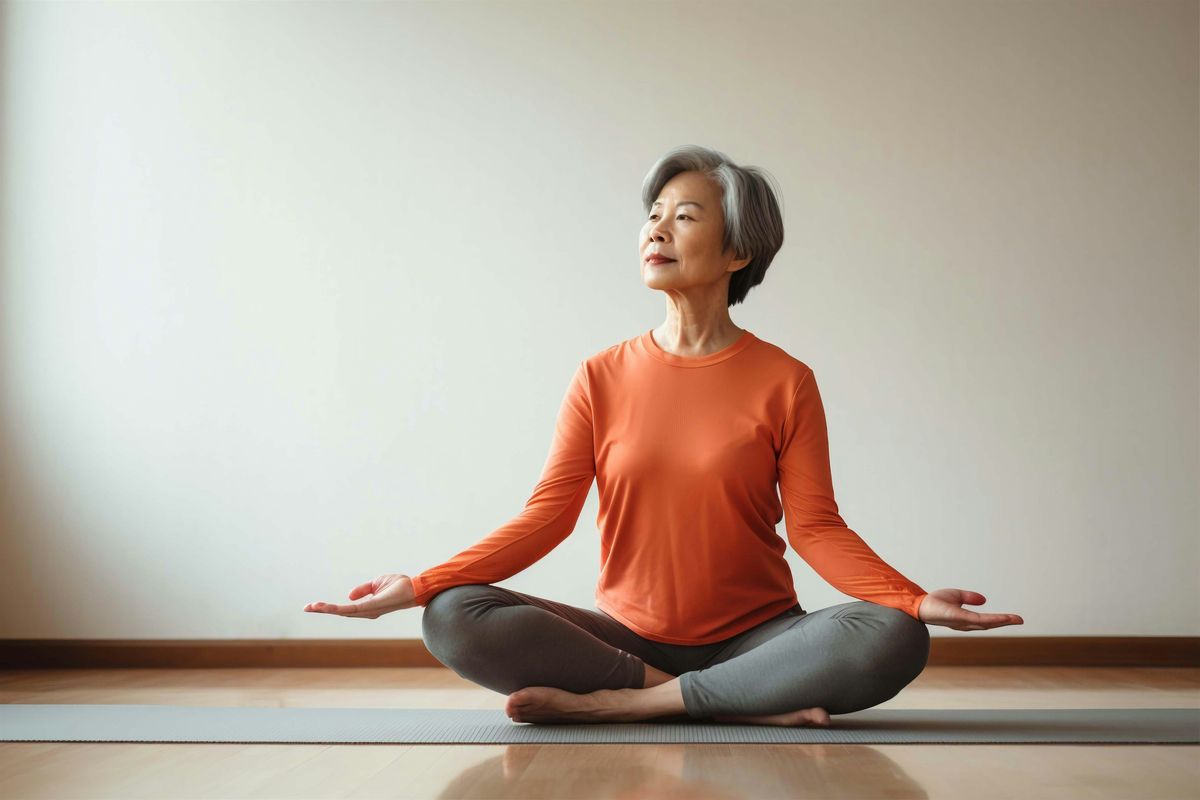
[1,0,1195,640]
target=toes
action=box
[505,690,531,719]
[715,707,832,727]
[506,688,545,722]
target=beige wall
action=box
[1,0,1195,639]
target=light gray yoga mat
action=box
[2,705,1197,744]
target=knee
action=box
[868,604,931,679]
[836,602,928,674]
[815,604,929,715]
[421,584,493,661]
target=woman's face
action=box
[639,170,749,292]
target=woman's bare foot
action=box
[713,706,832,727]
[506,686,627,724]
[505,682,831,728]
[507,679,687,724]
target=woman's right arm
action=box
[408,360,597,607]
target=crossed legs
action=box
[421,585,930,724]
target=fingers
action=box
[957,607,1022,625]
[957,590,987,606]
[304,601,367,616]
[962,616,1024,631]
[303,601,334,613]
[935,607,1023,631]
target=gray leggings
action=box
[420,584,931,718]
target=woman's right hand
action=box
[303,573,416,619]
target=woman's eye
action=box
[648,214,691,220]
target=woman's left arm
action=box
[778,368,1024,631]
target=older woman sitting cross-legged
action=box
[305,144,1025,726]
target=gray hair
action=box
[641,145,785,307]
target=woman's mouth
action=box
[645,256,676,265]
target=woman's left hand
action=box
[917,588,1024,630]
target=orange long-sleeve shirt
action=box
[409,328,927,644]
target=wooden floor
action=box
[0,666,1197,799]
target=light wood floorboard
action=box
[1,667,1197,799]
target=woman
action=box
[304,145,1025,727]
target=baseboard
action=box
[0,637,1196,669]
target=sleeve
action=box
[777,368,928,620]
[408,360,597,607]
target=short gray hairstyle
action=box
[641,145,785,307]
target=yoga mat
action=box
[1,705,1197,744]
